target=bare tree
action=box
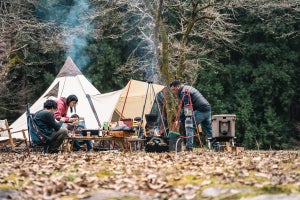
[90,0,239,86]
[236,0,300,39]
[89,0,240,124]
[0,0,63,114]
[0,0,68,79]
[88,0,299,126]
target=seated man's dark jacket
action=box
[33,110,63,137]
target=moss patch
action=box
[259,184,299,194]
[168,175,203,186]
[61,195,81,200]
[0,184,18,190]
[96,170,115,178]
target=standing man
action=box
[33,100,68,153]
[170,80,213,151]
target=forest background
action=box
[0,0,299,150]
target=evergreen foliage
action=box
[83,38,128,92]
[198,6,299,149]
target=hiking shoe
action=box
[49,149,60,154]
[185,147,193,152]
[72,148,81,151]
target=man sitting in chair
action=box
[33,100,68,153]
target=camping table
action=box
[124,137,145,152]
[63,131,145,153]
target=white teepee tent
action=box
[10,57,102,137]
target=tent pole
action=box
[150,84,168,137]
[138,81,151,138]
[138,82,168,138]
[86,94,102,128]
[119,79,132,121]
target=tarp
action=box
[91,79,166,123]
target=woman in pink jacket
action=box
[54,95,78,123]
[54,94,93,152]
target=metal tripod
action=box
[138,81,167,138]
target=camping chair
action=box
[26,104,51,153]
[0,119,30,154]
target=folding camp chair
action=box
[26,104,51,153]
[0,119,30,154]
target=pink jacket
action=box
[54,97,70,122]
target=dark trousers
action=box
[73,140,93,151]
[49,128,68,151]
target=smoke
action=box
[145,41,160,83]
[131,3,161,84]
[36,0,94,69]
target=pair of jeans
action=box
[185,108,213,148]
[73,140,93,151]
[193,108,213,138]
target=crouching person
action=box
[34,100,68,153]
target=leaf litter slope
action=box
[0,150,299,199]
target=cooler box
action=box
[212,114,236,138]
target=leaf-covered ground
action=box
[0,149,299,200]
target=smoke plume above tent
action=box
[35,0,94,69]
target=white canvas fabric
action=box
[0,120,9,137]
[89,90,123,126]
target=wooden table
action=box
[123,137,145,152]
[63,132,145,153]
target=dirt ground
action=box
[0,149,299,200]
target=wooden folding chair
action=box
[0,119,30,154]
